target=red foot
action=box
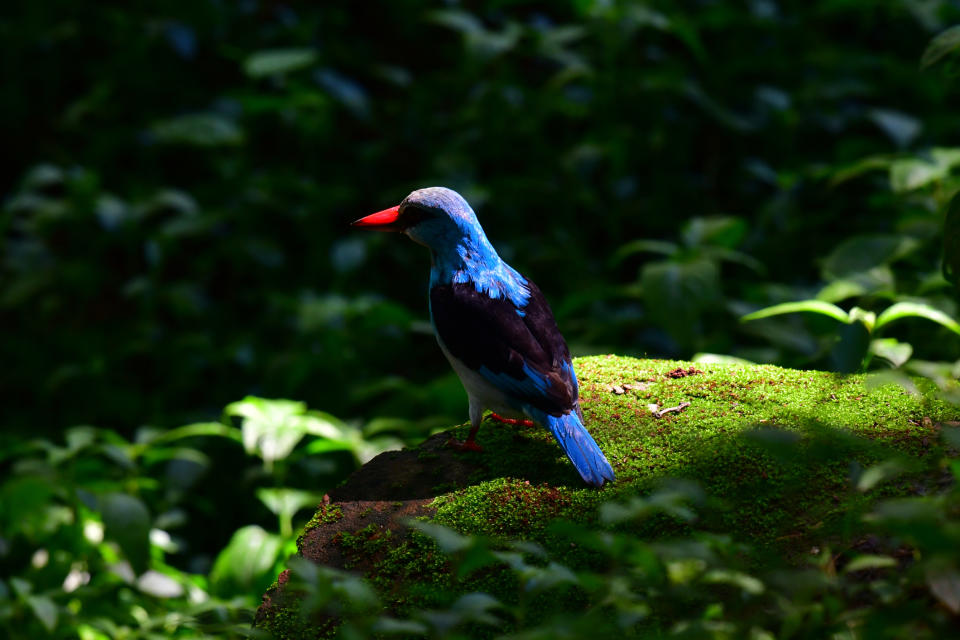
[446,437,483,452]
[488,412,535,428]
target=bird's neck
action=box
[429,232,530,306]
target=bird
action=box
[352,187,615,488]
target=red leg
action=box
[447,422,483,452]
[488,412,535,428]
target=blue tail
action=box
[534,409,615,488]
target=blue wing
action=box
[430,279,579,416]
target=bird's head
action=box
[352,187,483,251]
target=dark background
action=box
[3,2,960,635]
[5,0,960,438]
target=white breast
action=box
[436,336,526,419]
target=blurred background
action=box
[3,0,960,636]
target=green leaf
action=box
[890,158,945,193]
[816,267,896,302]
[844,555,898,573]
[822,234,920,279]
[609,239,677,266]
[26,595,58,632]
[927,569,960,613]
[848,306,876,332]
[681,216,747,249]
[830,319,871,373]
[256,488,323,537]
[151,113,244,147]
[829,154,894,186]
[243,48,317,77]
[100,493,151,575]
[0,476,57,538]
[857,459,908,492]
[226,397,311,467]
[148,421,242,445]
[921,25,960,69]
[209,525,284,597]
[702,569,765,595]
[869,338,913,368]
[373,618,430,635]
[640,258,720,344]
[701,246,766,274]
[741,300,849,324]
[408,520,472,554]
[136,570,185,598]
[874,301,960,335]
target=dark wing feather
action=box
[430,280,577,416]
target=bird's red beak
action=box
[351,205,402,232]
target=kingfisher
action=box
[352,187,615,488]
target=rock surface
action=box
[255,355,956,638]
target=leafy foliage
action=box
[279,429,960,638]
[0,398,398,638]
[4,0,960,638]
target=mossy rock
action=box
[255,355,956,638]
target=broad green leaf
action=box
[829,154,894,186]
[256,488,323,537]
[681,216,747,249]
[0,476,57,538]
[210,525,284,597]
[26,595,58,632]
[867,498,940,525]
[227,397,311,467]
[822,235,920,279]
[148,422,242,445]
[136,570,184,598]
[640,258,720,344]
[256,488,322,518]
[741,300,849,324]
[609,239,677,266]
[702,569,765,595]
[444,592,505,627]
[844,555,898,573]
[701,246,766,274]
[816,267,895,302]
[151,113,243,147]
[868,108,921,148]
[869,338,913,368]
[430,10,521,58]
[100,493,151,575]
[830,319,871,373]
[931,147,960,170]
[890,158,945,192]
[408,520,472,554]
[874,301,960,335]
[429,9,484,34]
[927,569,960,613]
[848,307,876,332]
[857,459,908,492]
[373,619,430,635]
[921,25,960,69]
[244,49,317,78]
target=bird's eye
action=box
[400,206,432,228]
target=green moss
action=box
[298,504,343,548]
[264,355,959,638]
[334,523,393,569]
[431,356,954,550]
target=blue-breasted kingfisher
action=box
[352,187,615,488]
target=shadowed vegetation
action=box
[3,1,960,638]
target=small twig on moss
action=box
[649,401,691,418]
